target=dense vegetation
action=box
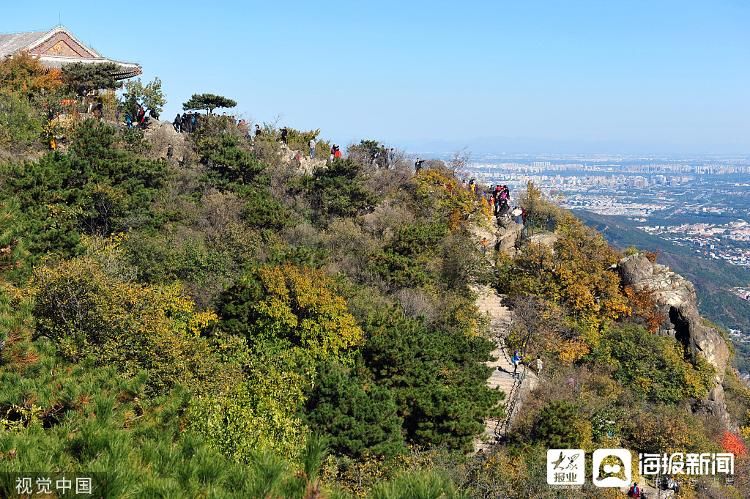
[577,209,750,372]
[0,56,749,498]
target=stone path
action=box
[472,284,538,453]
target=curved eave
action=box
[112,65,142,80]
[38,55,142,80]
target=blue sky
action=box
[3,0,749,154]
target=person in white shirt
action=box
[309,138,317,159]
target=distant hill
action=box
[576,209,750,371]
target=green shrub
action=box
[0,93,43,152]
[305,361,405,458]
[121,77,166,119]
[591,323,715,404]
[32,257,228,395]
[362,310,502,451]
[285,127,330,156]
[369,471,466,499]
[531,400,586,448]
[306,158,378,224]
[1,120,166,271]
[187,376,308,462]
[196,133,265,184]
[217,264,364,363]
[241,185,295,230]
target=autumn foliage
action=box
[721,431,748,457]
[0,52,63,97]
[219,264,364,361]
[32,256,226,395]
[498,218,630,345]
[623,285,666,333]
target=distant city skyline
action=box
[2,0,748,154]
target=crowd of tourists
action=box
[125,104,150,129]
[172,112,201,133]
[470,182,527,229]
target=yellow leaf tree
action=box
[32,257,228,395]
[219,264,364,362]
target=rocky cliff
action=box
[619,254,733,425]
[471,216,523,257]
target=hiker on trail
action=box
[125,113,133,129]
[499,184,510,202]
[511,350,522,377]
[494,185,511,217]
[255,124,261,138]
[512,206,523,225]
[415,158,426,172]
[190,113,198,133]
[238,119,248,137]
[388,148,395,168]
[136,104,146,127]
[330,145,335,162]
[480,237,489,255]
[173,113,181,133]
[334,145,342,159]
[94,101,104,119]
[627,482,641,498]
[309,138,317,159]
[469,178,477,194]
[664,476,680,493]
[280,127,288,144]
[534,355,543,376]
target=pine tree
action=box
[306,361,405,458]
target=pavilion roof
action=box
[0,26,141,80]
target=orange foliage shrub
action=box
[644,251,658,263]
[0,51,63,96]
[558,338,591,364]
[721,431,748,457]
[623,286,666,333]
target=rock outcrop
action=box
[526,232,558,250]
[495,217,523,255]
[278,144,327,175]
[471,216,522,258]
[143,120,190,163]
[619,254,732,424]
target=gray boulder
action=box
[619,254,732,425]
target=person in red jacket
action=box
[627,482,641,498]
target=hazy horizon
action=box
[398,136,750,157]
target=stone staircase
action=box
[472,284,538,452]
[469,217,538,452]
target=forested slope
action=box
[0,56,749,498]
